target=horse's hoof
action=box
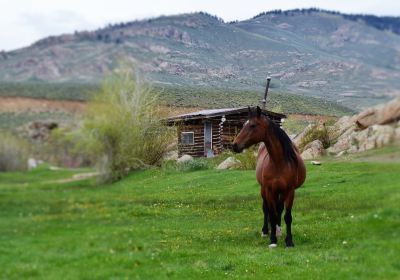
[285,241,295,248]
[268,243,277,248]
[276,226,282,237]
[261,232,268,238]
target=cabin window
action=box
[181,132,194,145]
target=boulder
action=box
[326,146,337,155]
[292,124,313,147]
[177,154,193,163]
[331,115,356,139]
[335,150,346,158]
[354,128,372,152]
[216,157,241,170]
[301,140,325,160]
[26,121,58,142]
[355,97,400,129]
[27,158,38,170]
[330,128,356,153]
[347,145,359,154]
[289,134,297,140]
[356,125,394,151]
[294,97,400,156]
[164,150,179,161]
[394,127,400,141]
[331,123,396,154]
[372,125,395,148]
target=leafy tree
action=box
[83,67,174,182]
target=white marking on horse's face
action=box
[244,120,249,127]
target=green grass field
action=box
[1,160,399,279]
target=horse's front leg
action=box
[265,188,278,247]
[284,191,295,247]
[261,197,269,237]
[262,193,283,238]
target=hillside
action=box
[1,9,400,110]
[1,159,399,278]
[0,82,353,116]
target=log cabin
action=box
[166,107,286,158]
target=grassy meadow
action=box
[1,157,399,279]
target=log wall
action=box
[177,123,205,157]
[176,113,283,157]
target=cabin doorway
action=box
[204,122,213,157]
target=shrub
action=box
[235,147,257,170]
[299,124,331,151]
[83,67,174,182]
[0,131,30,171]
[43,127,93,168]
[179,159,209,171]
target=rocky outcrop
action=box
[329,123,398,154]
[293,124,313,147]
[354,97,400,129]
[306,97,400,156]
[301,140,325,160]
[26,122,58,142]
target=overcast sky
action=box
[1,0,400,51]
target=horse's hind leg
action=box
[261,197,269,237]
[284,191,295,247]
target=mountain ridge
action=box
[1,9,400,110]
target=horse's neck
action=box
[262,120,284,166]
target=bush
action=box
[179,159,209,171]
[83,67,174,182]
[43,127,93,168]
[0,131,30,171]
[235,147,257,170]
[299,124,331,151]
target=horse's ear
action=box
[248,106,252,117]
[256,106,261,117]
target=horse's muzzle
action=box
[232,143,242,153]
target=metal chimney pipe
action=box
[261,76,271,110]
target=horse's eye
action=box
[250,124,257,129]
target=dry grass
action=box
[0,131,30,171]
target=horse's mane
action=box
[265,115,298,166]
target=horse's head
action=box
[232,106,267,153]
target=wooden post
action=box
[261,76,271,110]
[219,115,226,152]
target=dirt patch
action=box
[0,97,202,117]
[0,97,86,113]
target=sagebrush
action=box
[299,124,331,151]
[43,127,93,168]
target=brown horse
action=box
[232,106,306,248]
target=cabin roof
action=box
[166,106,286,124]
